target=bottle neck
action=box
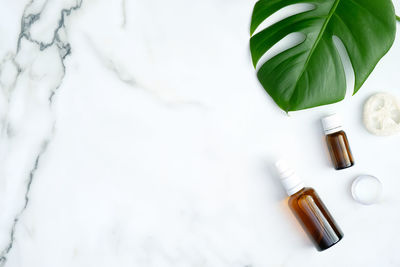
[275,160,305,196]
[289,186,306,196]
[278,168,305,196]
[282,173,305,196]
[324,127,343,135]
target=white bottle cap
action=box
[321,113,343,135]
[275,159,305,196]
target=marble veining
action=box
[0,0,82,264]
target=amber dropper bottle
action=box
[321,114,355,170]
[275,160,343,251]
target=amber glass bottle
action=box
[321,114,354,170]
[289,187,343,251]
[275,160,343,251]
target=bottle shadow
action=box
[262,159,313,249]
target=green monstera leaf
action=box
[250,0,397,112]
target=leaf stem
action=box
[397,15,400,22]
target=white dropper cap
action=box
[275,159,305,196]
[321,113,343,135]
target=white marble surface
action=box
[0,0,400,266]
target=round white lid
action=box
[351,175,383,205]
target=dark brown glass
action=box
[326,130,354,170]
[288,187,343,251]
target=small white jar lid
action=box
[351,175,382,205]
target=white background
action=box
[0,0,399,266]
